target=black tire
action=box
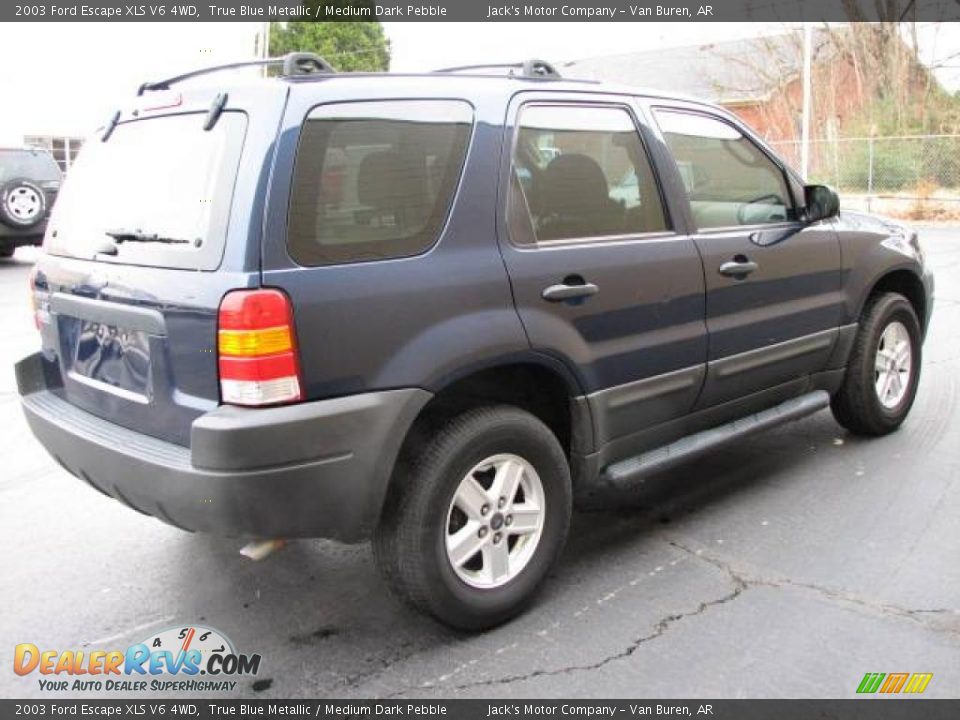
[0,179,46,229]
[373,405,572,630]
[831,292,922,436]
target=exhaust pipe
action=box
[239,538,287,561]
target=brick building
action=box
[565,30,864,144]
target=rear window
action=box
[287,100,473,266]
[0,149,61,182]
[46,112,246,270]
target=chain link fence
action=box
[767,135,960,219]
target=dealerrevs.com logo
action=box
[14,625,261,693]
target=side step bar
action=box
[602,390,830,488]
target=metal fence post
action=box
[767,133,960,216]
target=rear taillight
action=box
[217,289,303,407]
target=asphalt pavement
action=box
[1,229,958,699]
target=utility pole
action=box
[801,23,813,179]
[259,21,271,78]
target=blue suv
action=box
[17,55,933,629]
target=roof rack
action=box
[137,52,335,96]
[433,58,562,80]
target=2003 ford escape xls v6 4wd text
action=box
[17,55,933,629]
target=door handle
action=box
[719,258,758,277]
[542,281,599,302]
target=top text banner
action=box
[6,0,960,22]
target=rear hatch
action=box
[32,87,279,446]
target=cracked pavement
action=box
[2,227,959,699]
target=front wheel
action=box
[373,405,572,630]
[831,292,922,436]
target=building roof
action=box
[564,30,835,105]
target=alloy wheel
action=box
[445,453,546,589]
[874,320,913,409]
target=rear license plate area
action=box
[66,319,152,400]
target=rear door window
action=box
[287,100,473,266]
[509,104,668,244]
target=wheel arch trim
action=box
[857,265,930,332]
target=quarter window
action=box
[287,100,473,266]
[510,104,668,244]
[654,109,795,230]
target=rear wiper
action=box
[105,229,193,245]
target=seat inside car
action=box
[534,153,624,240]
[356,150,429,235]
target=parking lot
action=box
[1,227,958,699]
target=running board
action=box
[602,390,830,488]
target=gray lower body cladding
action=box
[16,352,430,541]
[0,220,45,247]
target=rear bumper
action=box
[16,352,430,541]
[0,220,46,246]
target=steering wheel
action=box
[746,193,784,206]
[738,194,786,224]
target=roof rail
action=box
[433,58,562,80]
[136,52,335,96]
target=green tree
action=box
[269,20,390,72]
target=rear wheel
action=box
[831,292,922,436]
[373,405,571,630]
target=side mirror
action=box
[804,184,840,223]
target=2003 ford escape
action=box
[17,55,933,629]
